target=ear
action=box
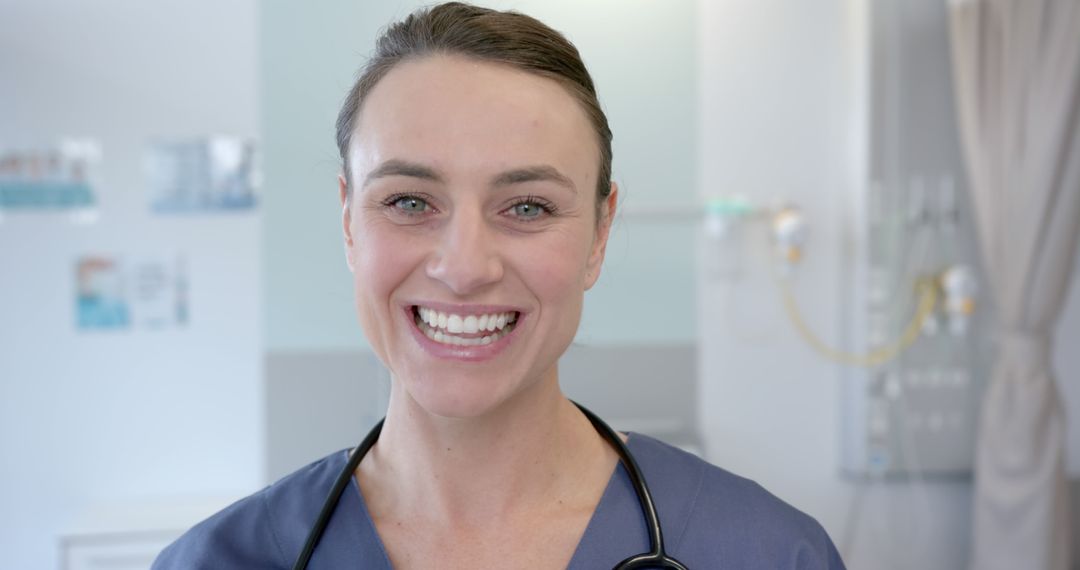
[340,173,355,272]
[585,182,618,290]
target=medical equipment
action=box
[780,275,938,368]
[771,206,808,266]
[703,196,753,239]
[840,177,987,479]
[293,402,691,570]
[940,264,976,336]
[765,205,940,368]
[699,189,983,477]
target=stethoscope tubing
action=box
[575,403,690,570]
[293,417,383,569]
[293,402,690,570]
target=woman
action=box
[154,3,844,568]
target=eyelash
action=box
[507,195,559,221]
[381,192,435,215]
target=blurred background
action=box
[2,0,1079,569]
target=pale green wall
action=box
[261,0,698,351]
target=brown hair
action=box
[335,2,613,214]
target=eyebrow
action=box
[492,165,577,193]
[362,159,443,188]
[362,159,576,193]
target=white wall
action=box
[0,2,261,568]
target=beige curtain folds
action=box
[948,0,1080,568]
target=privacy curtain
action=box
[948,0,1080,568]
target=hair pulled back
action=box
[335,2,613,210]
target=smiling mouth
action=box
[412,306,520,347]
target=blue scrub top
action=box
[153,433,845,569]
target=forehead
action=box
[349,54,599,187]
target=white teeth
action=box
[414,307,517,334]
[463,315,479,334]
[413,306,518,347]
[447,314,464,334]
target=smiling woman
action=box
[341,52,610,423]
[153,3,845,569]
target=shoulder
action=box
[151,451,349,570]
[627,434,846,569]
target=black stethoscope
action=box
[294,402,689,569]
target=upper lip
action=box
[404,300,525,315]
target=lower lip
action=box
[405,307,522,362]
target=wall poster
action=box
[76,254,189,331]
[145,136,258,214]
[0,139,101,220]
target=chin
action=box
[404,370,521,419]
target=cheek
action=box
[353,217,430,282]
[529,253,584,300]
[354,229,412,288]
[348,224,427,347]
[516,229,593,309]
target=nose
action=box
[426,208,504,295]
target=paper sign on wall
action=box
[0,139,101,214]
[145,137,258,213]
[75,254,189,331]
[75,256,129,330]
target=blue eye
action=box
[507,196,557,221]
[512,202,544,218]
[391,195,428,213]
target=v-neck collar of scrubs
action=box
[338,432,656,570]
[158,428,847,569]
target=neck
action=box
[357,372,610,526]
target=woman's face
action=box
[341,55,616,419]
